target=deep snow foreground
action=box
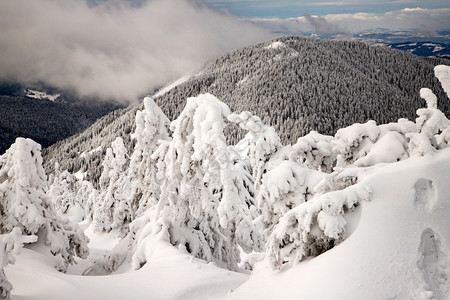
[6,231,247,300]
[4,147,450,299]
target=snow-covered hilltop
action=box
[1,64,449,299]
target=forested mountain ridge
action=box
[42,36,449,185]
[157,36,449,141]
[0,95,123,154]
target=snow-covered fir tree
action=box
[47,163,85,223]
[128,97,170,220]
[93,137,131,232]
[133,94,260,271]
[0,138,89,271]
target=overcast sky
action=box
[1,0,449,103]
[0,0,269,102]
[199,0,450,18]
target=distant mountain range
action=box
[388,42,450,59]
[42,36,450,186]
[297,29,450,60]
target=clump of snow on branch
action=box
[290,131,336,173]
[435,65,450,99]
[332,120,380,168]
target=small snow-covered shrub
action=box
[267,184,372,270]
[47,164,85,223]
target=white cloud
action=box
[249,8,450,35]
[0,0,269,103]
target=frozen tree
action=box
[75,179,99,221]
[0,228,37,299]
[267,183,372,270]
[332,121,381,168]
[257,160,324,237]
[128,97,170,219]
[0,138,89,272]
[135,94,260,271]
[407,66,450,156]
[228,111,282,190]
[290,131,336,172]
[435,65,450,99]
[94,137,131,232]
[47,163,85,223]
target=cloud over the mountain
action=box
[0,0,269,102]
[249,8,450,35]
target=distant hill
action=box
[0,83,124,154]
[42,36,450,185]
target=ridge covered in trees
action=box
[43,36,449,186]
[0,95,123,155]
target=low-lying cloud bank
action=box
[0,0,269,102]
[250,8,450,36]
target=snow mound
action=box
[231,147,450,299]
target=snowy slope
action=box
[231,148,450,299]
[5,147,449,299]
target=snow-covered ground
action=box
[5,147,449,299]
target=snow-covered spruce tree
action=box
[332,120,381,169]
[0,228,36,299]
[257,160,324,238]
[228,111,282,190]
[128,97,170,220]
[93,137,131,233]
[0,138,89,272]
[290,131,336,173]
[134,94,260,271]
[75,179,98,222]
[47,163,85,223]
[266,184,372,270]
[407,65,450,156]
